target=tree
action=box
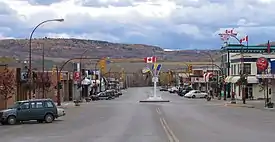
[0,67,15,108]
[34,72,52,98]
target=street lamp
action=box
[219,29,246,104]
[79,49,89,99]
[28,18,64,98]
[196,50,214,72]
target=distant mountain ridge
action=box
[0,38,221,63]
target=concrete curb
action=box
[224,103,255,108]
[55,102,78,109]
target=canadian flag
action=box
[240,35,248,43]
[144,56,156,63]
[225,29,233,34]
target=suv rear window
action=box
[45,101,54,108]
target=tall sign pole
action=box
[256,57,269,106]
[140,57,169,102]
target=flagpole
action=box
[246,37,248,52]
[153,62,157,98]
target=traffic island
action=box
[139,96,170,103]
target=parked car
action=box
[159,86,168,91]
[168,86,179,93]
[184,90,208,98]
[178,87,193,97]
[57,107,66,117]
[0,99,62,125]
[99,91,114,100]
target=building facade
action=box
[221,44,275,100]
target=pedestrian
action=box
[32,93,36,100]
[209,90,214,98]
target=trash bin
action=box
[221,91,224,97]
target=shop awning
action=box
[224,76,234,83]
[231,76,240,83]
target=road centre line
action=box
[159,117,179,142]
[156,107,161,115]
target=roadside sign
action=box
[74,72,80,81]
[152,77,159,82]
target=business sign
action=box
[73,72,80,81]
[256,57,268,72]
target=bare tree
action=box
[0,67,15,108]
[34,72,52,98]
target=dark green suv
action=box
[0,99,59,125]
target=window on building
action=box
[233,64,236,75]
[243,63,251,74]
[231,65,233,75]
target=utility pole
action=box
[42,43,45,98]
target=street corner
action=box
[224,102,255,108]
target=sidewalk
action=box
[224,100,275,111]
[55,101,89,109]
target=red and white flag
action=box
[240,35,248,43]
[144,56,156,63]
[225,29,233,34]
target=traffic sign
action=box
[152,77,158,82]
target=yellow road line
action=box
[160,118,174,142]
[159,117,179,142]
[156,107,162,115]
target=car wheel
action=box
[204,95,208,98]
[44,114,54,123]
[7,116,17,125]
[191,95,196,98]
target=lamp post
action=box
[28,18,64,98]
[219,29,246,104]
[79,49,89,99]
[42,43,45,98]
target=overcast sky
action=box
[0,0,274,49]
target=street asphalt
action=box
[1,87,275,142]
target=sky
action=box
[0,0,275,50]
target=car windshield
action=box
[8,101,23,109]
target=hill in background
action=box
[0,38,221,69]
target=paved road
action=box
[1,87,275,142]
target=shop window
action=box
[243,63,251,74]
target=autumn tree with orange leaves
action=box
[0,67,15,108]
